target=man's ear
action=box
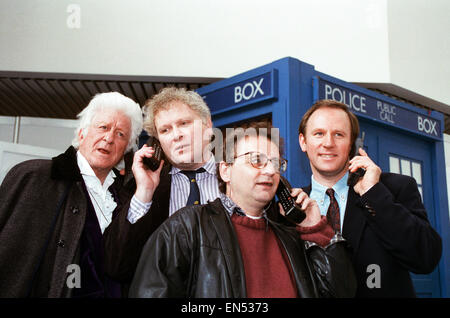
[219,161,231,184]
[206,117,213,129]
[299,134,307,153]
[78,128,84,144]
[204,118,214,141]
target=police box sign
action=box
[317,78,441,139]
[201,70,277,114]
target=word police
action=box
[324,84,367,113]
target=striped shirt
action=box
[127,154,220,224]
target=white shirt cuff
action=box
[127,195,153,224]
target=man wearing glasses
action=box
[129,123,356,298]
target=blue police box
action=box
[196,57,450,297]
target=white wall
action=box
[0,115,78,149]
[0,0,392,88]
[18,117,78,150]
[0,1,448,105]
[2,0,448,106]
[0,141,61,184]
[387,0,450,109]
[0,117,15,142]
[0,115,78,183]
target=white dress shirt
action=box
[77,151,117,233]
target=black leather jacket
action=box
[129,198,356,298]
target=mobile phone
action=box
[347,132,366,187]
[276,176,306,224]
[142,136,166,171]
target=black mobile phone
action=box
[142,136,166,171]
[347,168,365,187]
[276,176,306,224]
[347,132,366,187]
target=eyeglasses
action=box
[234,152,287,173]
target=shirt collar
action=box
[220,193,246,216]
[311,172,349,201]
[170,153,217,176]
[219,193,270,219]
[334,172,350,200]
[76,151,116,190]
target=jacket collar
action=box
[219,193,272,219]
[50,146,123,186]
[342,187,366,253]
[152,164,172,206]
[206,198,247,297]
[51,146,83,182]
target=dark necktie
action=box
[326,188,341,233]
[181,168,205,206]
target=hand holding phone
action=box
[347,137,382,195]
[347,167,366,187]
[347,133,366,187]
[142,136,166,171]
[133,137,165,203]
[276,176,306,224]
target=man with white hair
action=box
[0,92,143,298]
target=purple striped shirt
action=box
[127,155,220,224]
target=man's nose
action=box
[262,160,277,175]
[172,126,183,141]
[323,133,335,147]
[103,130,115,143]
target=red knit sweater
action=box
[231,214,334,298]
[231,214,297,298]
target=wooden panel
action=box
[37,79,74,118]
[0,71,220,119]
[131,82,148,104]
[0,79,37,116]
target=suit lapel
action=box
[156,165,171,213]
[342,188,366,254]
[149,165,172,229]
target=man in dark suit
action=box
[0,92,143,297]
[104,87,221,285]
[297,99,442,297]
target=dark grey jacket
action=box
[129,198,356,298]
[0,147,128,297]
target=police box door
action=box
[361,121,441,297]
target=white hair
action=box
[72,92,143,152]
